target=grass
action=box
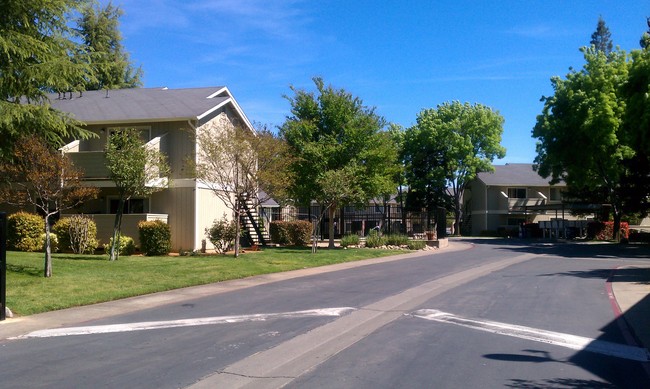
[5,246,403,316]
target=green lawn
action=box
[5,247,403,316]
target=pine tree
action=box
[0,0,94,160]
[76,1,142,91]
[590,16,614,56]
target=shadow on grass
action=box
[7,263,41,277]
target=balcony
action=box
[61,136,167,185]
[508,198,546,212]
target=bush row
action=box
[587,221,630,240]
[269,220,312,246]
[6,212,172,256]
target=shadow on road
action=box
[466,238,650,386]
[457,237,650,260]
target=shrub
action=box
[104,235,136,256]
[7,212,43,252]
[53,215,98,254]
[206,215,237,254]
[269,221,291,245]
[385,233,409,246]
[269,220,312,246]
[587,221,630,241]
[289,220,312,246]
[365,229,386,248]
[407,240,426,250]
[340,234,360,248]
[40,233,59,253]
[139,220,172,256]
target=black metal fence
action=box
[274,204,443,239]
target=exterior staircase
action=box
[240,198,268,246]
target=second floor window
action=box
[109,198,148,214]
[507,188,527,199]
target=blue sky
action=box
[108,0,648,163]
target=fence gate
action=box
[1,212,6,321]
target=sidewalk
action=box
[610,266,650,349]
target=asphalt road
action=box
[1,239,649,388]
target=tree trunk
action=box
[110,198,125,261]
[612,209,622,242]
[43,216,52,278]
[328,205,336,249]
[234,204,241,258]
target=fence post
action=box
[1,212,6,321]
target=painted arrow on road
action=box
[411,308,650,362]
[10,307,356,339]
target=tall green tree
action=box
[404,102,506,235]
[0,136,98,277]
[280,78,399,249]
[533,47,631,239]
[590,16,614,56]
[640,17,650,49]
[76,1,142,91]
[0,0,95,160]
[105,130,170,261]
[620,47,650,217]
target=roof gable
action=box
[477,163,564,187]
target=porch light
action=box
[500,191,508,198]
[537,192,547,199]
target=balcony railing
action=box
[61,135,166,183]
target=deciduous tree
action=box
[404,102,505,235]
[193,117,293,256]
[280,78,399,249]
[105,130,170,261]
[533,47,631,239]
[0,136,98,277]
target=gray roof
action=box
[45,86,238,125]
[477,163,565,187]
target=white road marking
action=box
[412,309,650,362]
[10,307,356,340]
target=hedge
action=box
[269,220,312,246]
[138,220,172,256]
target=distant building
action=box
[464,163,585,236]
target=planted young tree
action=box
[280,77,399,249]
[105,130,170,261]
[533,47,631,240]
[0,136,98,277]
[404,102,506,235]
[0,0,95,161]
[193,117,293,257]
[76,1,142,91]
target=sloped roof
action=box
[46,86,250,126]
[477,163,565,187]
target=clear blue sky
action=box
[109,0,648,164]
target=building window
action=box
[109,198,148,214]
[550,188,563,201]
[507,188,526,198]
